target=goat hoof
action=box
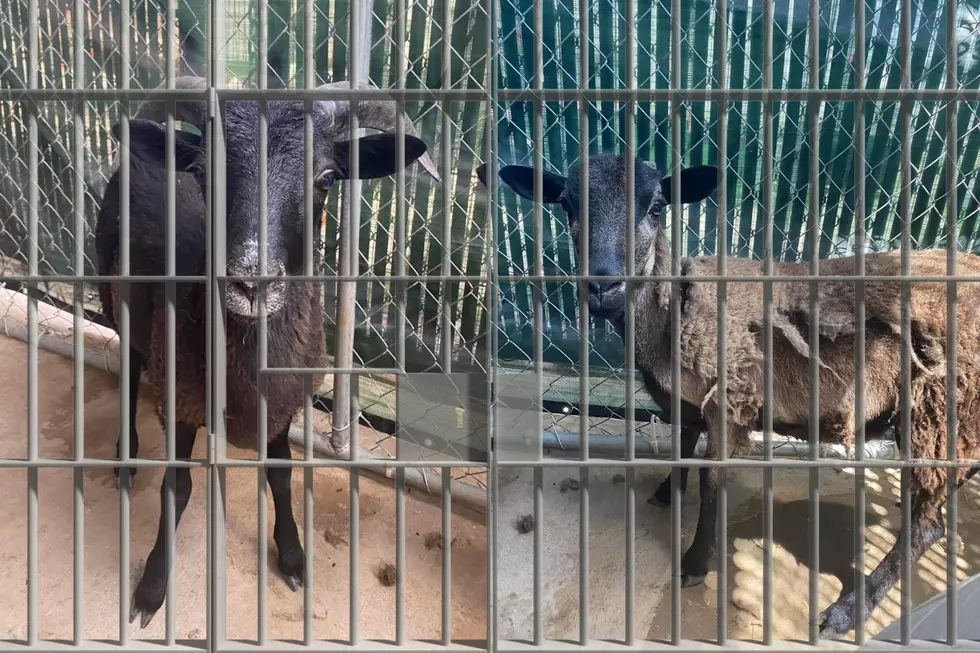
[648,482,673,506]
[278,546,305,592]
[818,594,856,638]
[680,572,706,588]
[130,587,163,629]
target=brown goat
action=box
[97,76,438,628]
[480,154,980,637]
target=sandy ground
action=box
[496,450,980,643]
[0,335,487,642]
[4,331,980,645]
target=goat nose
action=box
[589,267,623,296]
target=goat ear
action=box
[661,165,719,205]
[475,162,490,188]
[498,165,566,204]
[112,119,202,172]
[332,133,428,180]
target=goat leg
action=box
[819,467,980,638]
[130,421,197,628]
[268,425,305,591]
[114,348,143,487]
[679,465,721,587]
[649,426,700,506]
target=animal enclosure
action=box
[2,0,980,649]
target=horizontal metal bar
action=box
[0,88,488,102]
[8,87,980,104]
[0,640,975,653]
[0,458,206,468]
[496,457,980,469]
[260,367,402,375]
[218,458,488,469]
[496,88,980,102]
[11,273,980,284]
[0,457,488,470]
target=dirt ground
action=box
[4,331,980,645]
[495,445,980,643]
[0,335,488,642]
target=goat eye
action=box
[315,170,336,191]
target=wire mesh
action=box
[3,0,980,649]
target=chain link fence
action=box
[492,0,980,461]
[0,0,490,494]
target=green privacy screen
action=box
[493,0,980,414]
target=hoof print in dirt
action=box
[559,477,580,493]
[377,562,397,587]
[515,514,535,534]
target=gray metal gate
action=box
[1,0,979,649]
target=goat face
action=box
[479,155,718,322]
[117,106,429,319]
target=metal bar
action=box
[532,0,546,643]
[394,0,409,644]
[256,8,270,637]
[117,0,133,642]
[761,0,774,641]
[72,0,86,642]
[623,0,637,643]
[807,0,822,640]
[439,2,454,641]
[669,0,683,641]
[13,271,980,283]
[302,0,316,645]
[494,458,980,469]
[715,0,729,640]
[853,0,867,640]
[486,0,499,643]
[164,1,179,639]
[303,375,315,646]
[578,0,591,643]
[0,459,207,469]
[945,0,960,641]
[14,87,980,101]
[898,0,913,632]
[210,0,229,642]
[25,0,38,644]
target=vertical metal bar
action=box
[303,377,314,646]
[532,0,545,643]
[714,0,729,640]
[623,0,637,644]
[577,0,591,644]
[164,0,178,637]
[898,0,913,636]
[117,0,132,642]
[761,0,774,643]
[807,0,822,641]
[945,0,959,642]
[853,0,867,641]
[72,0,86,642]
[394,0,408,644]
[669,0,682,641]
[346,4,370,645]
[485,0,498,646]
[302,0,315,644]
[256,0,270,635]
[210,0,229,642]
[439,0,454,644]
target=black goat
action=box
[97,76,438,627]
